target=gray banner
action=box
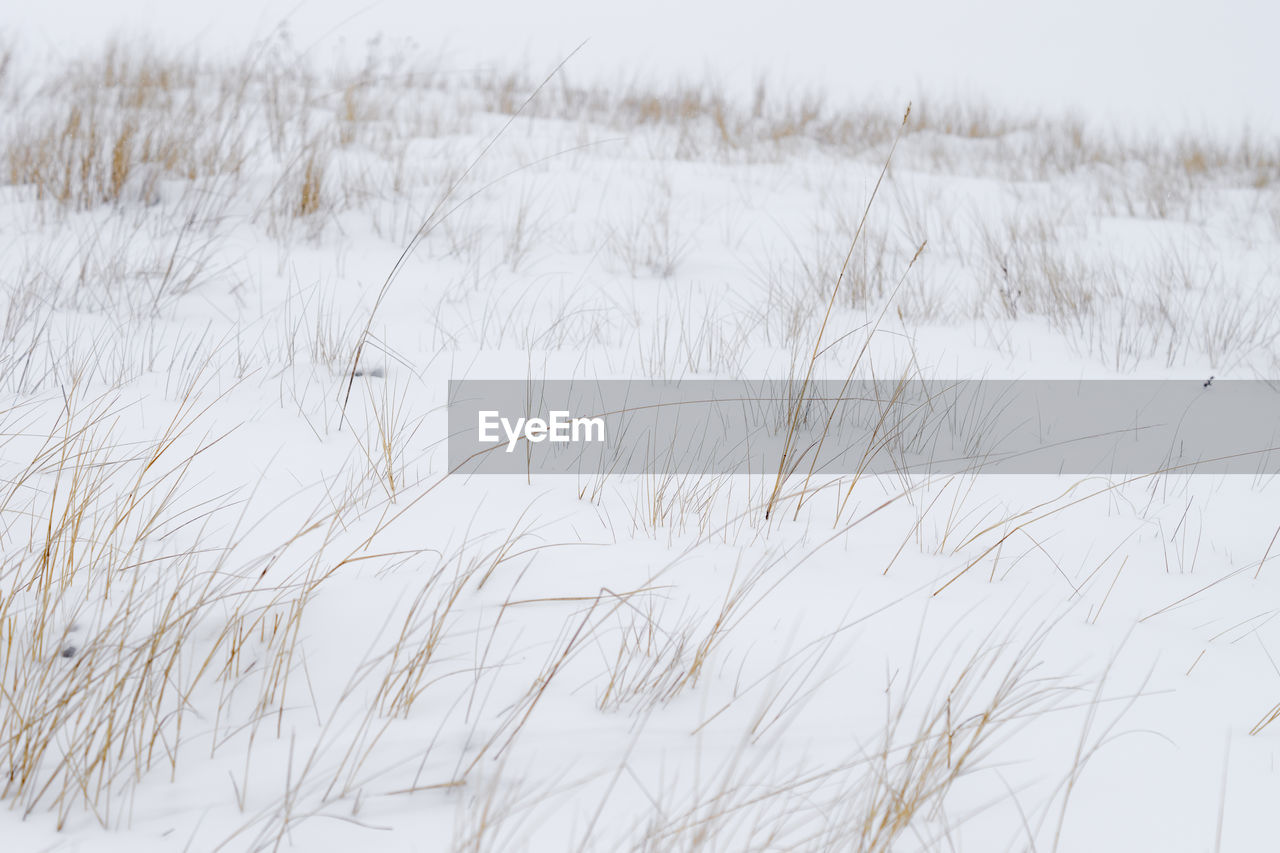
[446,380,1280,476]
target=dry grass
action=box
[0,375,236,826]
[2,40,1272,380]
[4,45,248,210]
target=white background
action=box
[6,0,1278,135]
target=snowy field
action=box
[2,5,1280,851]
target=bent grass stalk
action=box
[764,103,912,521]
[339,43,587,424]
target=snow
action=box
[1,6,1279,851]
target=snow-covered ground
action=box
[1,9,1279,851]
